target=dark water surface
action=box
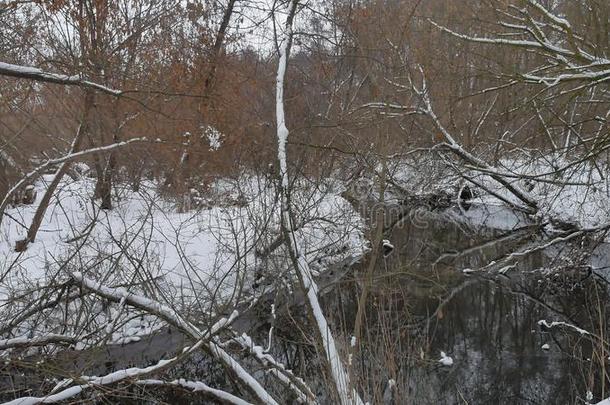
[324,204,610,404]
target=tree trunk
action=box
[98,170,113,210]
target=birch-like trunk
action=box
[274,1,363,404]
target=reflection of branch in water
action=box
[432,224,540,267]
[477,221,610,275]
[486,276,610,354]
[404,278,477,328]
[464,228,591,276]
[505,231,585,259]
[485,276,572,322]
[404,271,593,335]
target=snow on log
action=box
[0,334,76,350]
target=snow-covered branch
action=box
[73,272,204,338]
[5,340,206,405]
[409,69,539,212]
[72,273,280,404]
[231,333,317,404]
[429,1,610,87]
[137,379,251,405]
[538,319,591,336]
[521,69,610,86]
[0,61,123,96]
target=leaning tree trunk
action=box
[15,91,94,252]
[172,0,237,206]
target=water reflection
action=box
[328,206,609,404]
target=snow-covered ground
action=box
[382,152,610,232]
[0,174,367,345]
[481,154,610,229]
[2,151,608,348]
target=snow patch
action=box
[439,351,453,366]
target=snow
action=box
[387,151,610,235]
[0,174,366,346]
[439,351,453,366]
[203,126,223,151]
[382,239,394,249]
[0,137,148,225]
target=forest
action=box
[1,0,610,403]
